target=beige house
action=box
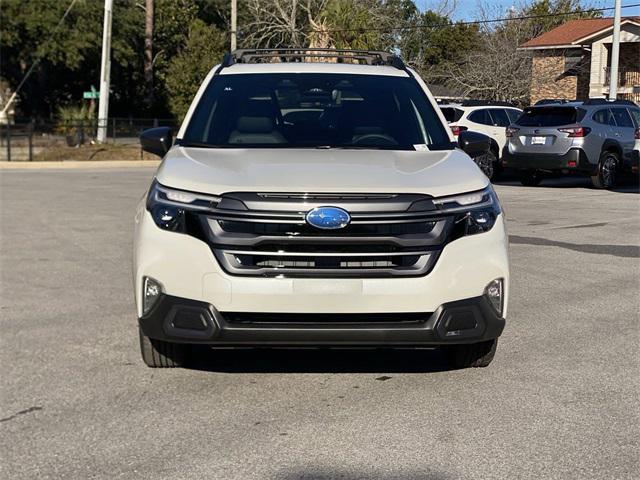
[520,17,640,104]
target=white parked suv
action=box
[134,49,509,369]
[439,101,522,180]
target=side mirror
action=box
[458,130,491,157]
[140,127,173,157]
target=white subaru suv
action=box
[134,49,509,369]
[439,101,523,180]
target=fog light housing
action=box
[484,278,504,316]
[142,277,163,316]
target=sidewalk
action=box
[0,160,160,169]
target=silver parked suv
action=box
[502,99,640,188]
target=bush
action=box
[56,103,96,146]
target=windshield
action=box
[182,73,451,150]
[517,107,583,127]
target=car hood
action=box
[155,147,488,197]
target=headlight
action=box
[433,186,501,236]
[146,180,220,231]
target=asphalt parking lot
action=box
[1,167,639,479]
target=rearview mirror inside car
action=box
[140,127,173,158]
[458,130,491,157]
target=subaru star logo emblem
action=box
[305,206,351,230]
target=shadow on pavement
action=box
[186,346,454,374]
[274,468,454,480]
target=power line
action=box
[301,3,640,36]
[1,0,79,115]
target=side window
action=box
[489,109,511,127]
[629,109,640,127]
[506,109,521,123]
[611,108,634,128]
[592,109,612,125]
[468,109,492,126]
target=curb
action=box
[0,160,160,169]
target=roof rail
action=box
[533,99,576,106]
[219,49,406,70]
[583,98,638,106]
[460,99,516,107]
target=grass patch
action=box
[32,143,158,162]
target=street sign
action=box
[83,86,99,99]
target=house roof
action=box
[521,16,640,49]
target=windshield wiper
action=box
[328,145,405,151]
[179,141,220,148]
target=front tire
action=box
[591,151,618,189]
[445,339,498,368]
[518,170,542,186]
[139,329,189,368]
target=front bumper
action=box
[139,293,505,346]
[501,147,595,173]
[135,211,509,312]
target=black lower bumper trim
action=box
[139,294,505,346]
[501,147,595,174]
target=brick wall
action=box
[529,49,591,104]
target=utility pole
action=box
[231,0,237,51]
[609,0,621,100]
[97,0,113,143]
[144,0,155,111]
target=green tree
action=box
[165,19,225,120]
[523,0,601,39]
[320,0,387,50]
[0,0,145,119]
[401,10,480,77]
[0,0,228,119]
[149,0,201,116]
[318,0,479,81]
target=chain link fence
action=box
[0,118,178,161]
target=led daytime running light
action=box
[432,186,496,212]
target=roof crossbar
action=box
[219,49,406,70]
[460,100,516,107]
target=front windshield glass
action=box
[182,73,451,150]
